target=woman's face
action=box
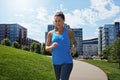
[54,16,64,29]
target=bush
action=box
[34,43,41,54]
[12,41,20,49]
[30,42,41,54]
[1,38,11,46]
[30,42,36,52]
[23,45,30,51]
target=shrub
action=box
[30,42,41,54]
[34,43,41,54]
[23,45,30,51]
[1,38,10,46]
[30,42,36,52]
[12,41,20,49]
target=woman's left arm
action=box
[68,29,77,54]
[68,29,77,47]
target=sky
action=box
[0,0,120,43]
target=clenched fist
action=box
[51,42,58,48]
[71,47,77,55]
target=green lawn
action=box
[0,45,55,80]
[84,60,120,80]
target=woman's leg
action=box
[53,64,62,80]
[60,63,73,80]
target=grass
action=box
[84,60,120,80]
[0,45,55,80]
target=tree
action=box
[102,45,112,60]
[1,38,10,46]
[111,38,120,69]
[102,38,120,69]
[12,41,20,49]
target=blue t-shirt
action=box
[51,28,73,64]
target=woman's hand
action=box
[51,42,58,48]
[71,47,77,55]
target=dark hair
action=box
[54,12,65,20]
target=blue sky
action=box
[0,0,120,43]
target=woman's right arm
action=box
[45,31,58,51]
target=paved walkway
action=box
[69,60,108,80]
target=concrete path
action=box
[69,60,108,80]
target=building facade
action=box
[0,24,27,48]
[72,28,83,55]
[115,22,120,37]
[98,22,120,54]
[83,38,98,57]
[98,27,103,54]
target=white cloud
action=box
[65,12,85,28]
[81,8,98,24]
[54,4,68,13]
[64,0,120,27]
[14,8,35,21]
[90,0,120,20]
[114,16,120,22]
[15,14,24,18]
[21,8,34,12]
[47,15,54,24]
[65,8,98,27]
[36,7,48,25]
